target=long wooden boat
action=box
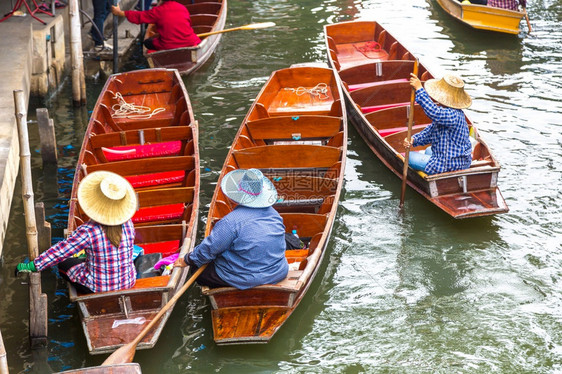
[143,0,227,75]
[325,20,508,218]
[66,68,200,354]
[435,0,525,35]
[201,65,347,344]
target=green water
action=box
[1,0,561,372]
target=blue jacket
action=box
[189,206,289,289]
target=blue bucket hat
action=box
[220,168,278,208]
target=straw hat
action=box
[220,168,278,208]
[424,74,472,109]
[77,171,137,226]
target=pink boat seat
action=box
[125,170,186,188]
[133,203,185,224]
[348,78,409,92]
[361,102,409,114]
[102,141,182,162]
[379,123,428,137]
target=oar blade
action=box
[102,342,137,366]
[240,22,276,30]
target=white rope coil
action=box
[285,83,329,100]
[111,92,165,119]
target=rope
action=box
[110,92,165,119]
[285,83,329,100]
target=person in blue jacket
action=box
[174,169,289,289]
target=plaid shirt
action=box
[412,88,472,175]
[488,0,526,10]
[34,220,136,292]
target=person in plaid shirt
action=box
[404,73,473,175]
[15,171,138,294]
[488,0,526,11]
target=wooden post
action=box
[14,90,48,347]
[36,108,58,164]
[69,0,86,106]
[35,203,51,252]
[113,0,119,74]
[0,330,8,374]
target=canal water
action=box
[1,0,561,372]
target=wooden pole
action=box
[14,90,48,347]
[69,0,86,106]
[35,203,52,252]
[524,8,532,33]
[35,108,58,164]
[0,330,8,374]
[113,0,119,74]
[399,60,419,209]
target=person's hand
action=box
[14,261,37,276]
[174,254,195,268]
[403,137,412,149]
[409,73,422,90]
[111,5,125,17]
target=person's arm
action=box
[182,217,237,268]
[32,224,91,271]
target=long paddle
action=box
[399,60,419,209]
[102,240,207,366]
[197,22,276,38]
[523,8,532,33]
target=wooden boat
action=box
[66,68,200,354]
[325,20,508,218]
[201,65,347,344]
[143,0,227,75]
[56,363,141,374]
[435,0,525,35]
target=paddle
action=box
[399,59,419,209]
[197,22,276,38]
[523,8,532,33]
[102,239,207,366]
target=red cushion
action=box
[361,102,409,114]
[133,203,185,223]
[125,170,185,188]
[146,49,156,54]
[141,240,180,257]
[102,141,182,161]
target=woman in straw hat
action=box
[174,168,289,290]
[15,171,138,294]
[403,73,473,175]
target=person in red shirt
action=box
[111,0,201,51]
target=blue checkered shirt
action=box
[34,220,136,292]
[412,88,472,175]
[189,206,289,290]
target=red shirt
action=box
[125,1,201,50]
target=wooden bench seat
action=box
[233,144,341,169]
[70,275,171,300]
[246,116,341,142]
[350,81,412,111]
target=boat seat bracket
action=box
[458,176,468,193]
[119,295,132,318]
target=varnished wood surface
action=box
[202,65,347,344]
[66,69,200,354]
[325,20,508,218]
[56,363,142,374]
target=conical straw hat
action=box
[77,171,137,226]
[424,74,472,109]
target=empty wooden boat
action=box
[144,0,227,75]
[201,65,347,344]
[66,68,200,354]
[325,20,508,218]
[435,0,525,35]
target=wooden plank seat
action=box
[190,13,218,27]
[184,2,222,15]
[203,270,304,297]
[246,116,342,143]
[350,81,412,114]
[89,126,193,162]
[133,187,194,225]
[70,275,172,300]
[233,144,341,169]
[83,156,195,189]
[339,60,427,90]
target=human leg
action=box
[91,0,107,45]
[191,262,231,288]
[408,151,431,172]
[58,258,94,294]
[143,37,157,50]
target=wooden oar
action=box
[399,60,419,209]
[102,240,207,366]
[197,22,276,38]
[523,8,532,33]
